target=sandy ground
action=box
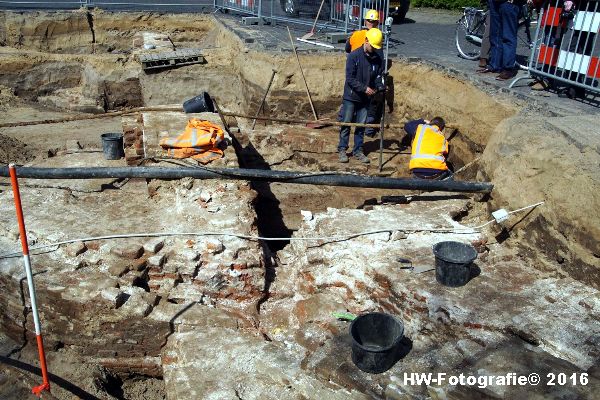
[0,8,599,400]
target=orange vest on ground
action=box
[348,29,367,52]
[159,119,225,164]
[409,124,448,171]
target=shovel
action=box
[300,0,327,40]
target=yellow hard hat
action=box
[365,28,383,49]
[365,9,379,21]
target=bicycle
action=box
[455,5,538,69]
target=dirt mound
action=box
[480,114,600,288]
[0,133,37,165]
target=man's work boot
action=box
[354,151,370,164]
[339,150,349,163]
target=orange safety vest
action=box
[348,29,367,52]
[409,124,448,171]
[159,118,225,164]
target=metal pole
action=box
[344,0,349,34]
[379,16,392,173]
[8,164,51,396]
[0,166,494,193]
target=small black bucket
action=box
[183,92,214,113]
[433,241,478,287]
[101,133,124,160]
[350,312,404,374]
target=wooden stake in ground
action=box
[211,98,233,137]
[252,69,277,130]
[287,26,318,121]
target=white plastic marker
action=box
[9,164,51,396]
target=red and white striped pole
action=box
[8,164,51,396]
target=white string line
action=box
[0,201,545,259]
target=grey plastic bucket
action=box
[433,241,477,287]
[350,312,404,374]
[183,92,214,113]
[101,133,124,160]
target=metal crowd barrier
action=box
[214,0,389,35]
[511,0,600,96]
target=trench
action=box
[0,9,536,400]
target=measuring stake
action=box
[9,164,51,396]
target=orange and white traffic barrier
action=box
[517,0,600,92]
[8,164,51,396]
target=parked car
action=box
[388,0,410,22]
[280,0,330,17]
[280,0,409,23]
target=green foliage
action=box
[411,0,481,10]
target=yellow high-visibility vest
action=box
[409,124,448,171]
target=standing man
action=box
[345,9,380,53]
[403,117,453,180]
[479,0,522,80]
[345,10,385,138]
[338,28,384,164]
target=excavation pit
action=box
[1,9,599,400]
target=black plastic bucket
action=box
[433,241,478,287]
[350,312,404,374]
[183,92,214,113]
[101,133,124,160]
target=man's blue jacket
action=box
[343,47,384,105]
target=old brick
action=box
[131,258,147,272]
[111,243,144,259]
[86,240,102,251]
[66,241,87,257]
[179,249,199,261]
[100,288,128,308]
[143,238,164,254]
[205,238,224,254]
[108,262,130,277]
[147,254,165,268]
[126,156,143,166]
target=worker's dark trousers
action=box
[488,0,519,72]
[365,92,384,137]
[338,99,368,155]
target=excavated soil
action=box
[0,9,599,400]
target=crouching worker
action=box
[404,117,453,180]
